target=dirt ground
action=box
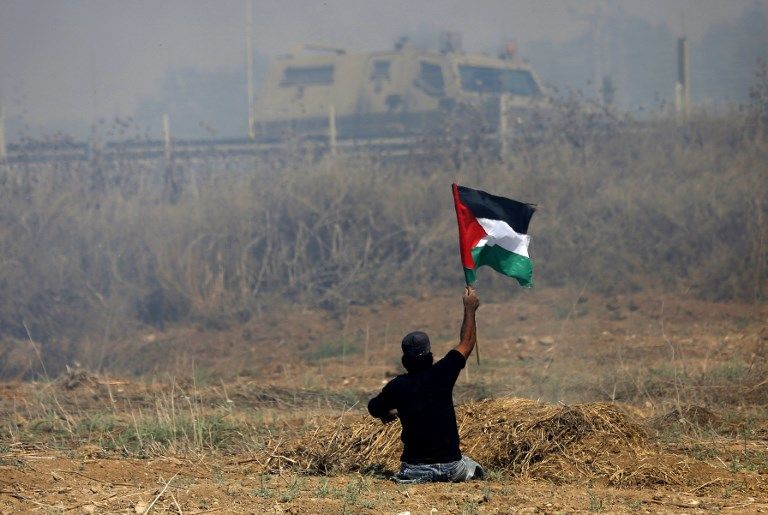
[1,287,767,513]
[1,451,766,514]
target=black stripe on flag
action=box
[457,185,536,235]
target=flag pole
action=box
[455,183,480,366]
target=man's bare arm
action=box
[455,286,479,359]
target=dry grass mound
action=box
[270,398,701,487]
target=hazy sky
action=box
[1,0,764,135]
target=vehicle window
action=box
[371,60,390,80]
[459,66,540,96]
[418,62,444,94]
[281,65,334,86]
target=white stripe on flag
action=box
[475,218,531,257]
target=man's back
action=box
[367,288,481,483]
[368,349,466,464]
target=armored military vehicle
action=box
[253,35,548,141]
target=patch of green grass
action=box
[212,465,225,485]
[303,338,360,362]
[484,469,504,482]
[254,475,273,498]
[647,363,678,381]
[656,424,686,444]
[173,476,196,489]
[500,484,515,496]
[342,475,370,506]
[688,444,718,461]
[732,316,753,330]
[315,477,330,497]
[709,356,749,381]
[359,498,376,509]
[28,414,70,435]
[280,476,304,502]
[588,491,605,512]
[343,482,361,505]
[727,452,768,473]
[0,455,25,468]
[80,413,244,455]
[78,413,119,434]
[747,452,768,472]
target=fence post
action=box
[328,104,337,156]
[0,105,6,161]
[498,94,508,160]
[162,113,173,161]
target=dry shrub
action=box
[267,397,706,487]
[55,365,101,390]
[648,406,722,433]
[1,82,767,377]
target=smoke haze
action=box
[1,0,766,140]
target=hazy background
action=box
[1,0,767,141]
[1,1,766,383]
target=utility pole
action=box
[676,37,691,121]
[246,0,256,140]
[592,3,605,99]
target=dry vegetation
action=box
[0,71,766,513]
[1,82,767,378]
[1,284,766,511]
[1,363,766,513]
[268,398,692,486]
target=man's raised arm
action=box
[454,287,479,359]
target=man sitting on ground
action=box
[367,287,484,483]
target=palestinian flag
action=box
[452,183,536,287]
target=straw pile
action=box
[268,398,693,487]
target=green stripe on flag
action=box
[464,245,533,287]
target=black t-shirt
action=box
[367,349,466,464]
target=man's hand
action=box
[456,286,479,359]
[463,286,479,312]
[379,408,398,424]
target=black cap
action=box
[401,331,431,357]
